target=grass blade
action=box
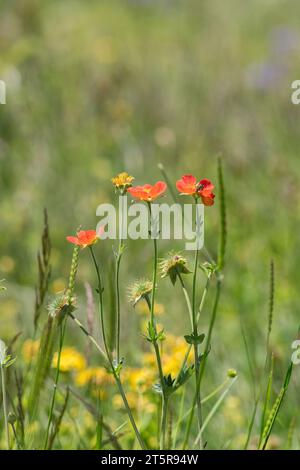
[259,362,293,450]
[259,353,274,444]
[194,377,237,447]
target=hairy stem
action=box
[115,251,122,363]
[191,201,203,449]
[89,247,146,450]
[147,203,168,449]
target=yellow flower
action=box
[123,368,156,392]
[75,367,113,387]
[22,339,40,363]
[111,172,134,193]
[113,392,156,414]
[52,347,86,372]
[137,302,165,316]
[142,334,192,377]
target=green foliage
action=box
[259,363,293,450]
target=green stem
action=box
[191,206,203,449]
[172,388,186,449]
[116,251,122,363]
[147,203,168,449]
[182,210,212,450]
[177,272,193,329]
[44,318,67,449]
[89,247,146,450]
[160,396,169,450]
[1,364,9,449]
[199,277,222,383]
[179,377,230,433]
[150,236,157,328]
[183,277,222,448]
[116,199,125,363]
[68,311,106,359]
[174,274,210,389]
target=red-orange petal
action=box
[77,230,98,245]
[150,181,167,200]
[66,236,80,245]
[198,178,214,192]
[201,193,215,206]
[176,174,197,195]
[128,182,167,201]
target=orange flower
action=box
[127,181,167,202]
[66,228,104,248]
[176,175,215,206]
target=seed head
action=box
[128,279,153,307]
[160,252,191,285]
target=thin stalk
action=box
[194,377,237,446]
[199,277,222,383]
[244,398,259,450]
[1,364,9,449]
[182,275,213,450]
[145,291,167,449]
[44,318,67,449]
[201,378,230,404]
[191,201,203,449]
[11,422,21,450]
[47,387,69,450]
[147,203,168,450]
[115,199,125,363]
[178,378,230,430]
[174,274,210,388]
[150,236,157,327]
[172,388,186,449]
[68,311,106,359]
[115,251,122,363]
[177,273,193,329]
[89,247,146,450]
[161,396,169,450]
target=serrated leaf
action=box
[174,365,195,390]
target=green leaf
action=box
[184,333,205,345]
[175,365,194,389]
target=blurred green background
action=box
[1,0,300,448]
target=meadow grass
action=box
[1,0,300,450]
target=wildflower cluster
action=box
[2,167,231,452]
